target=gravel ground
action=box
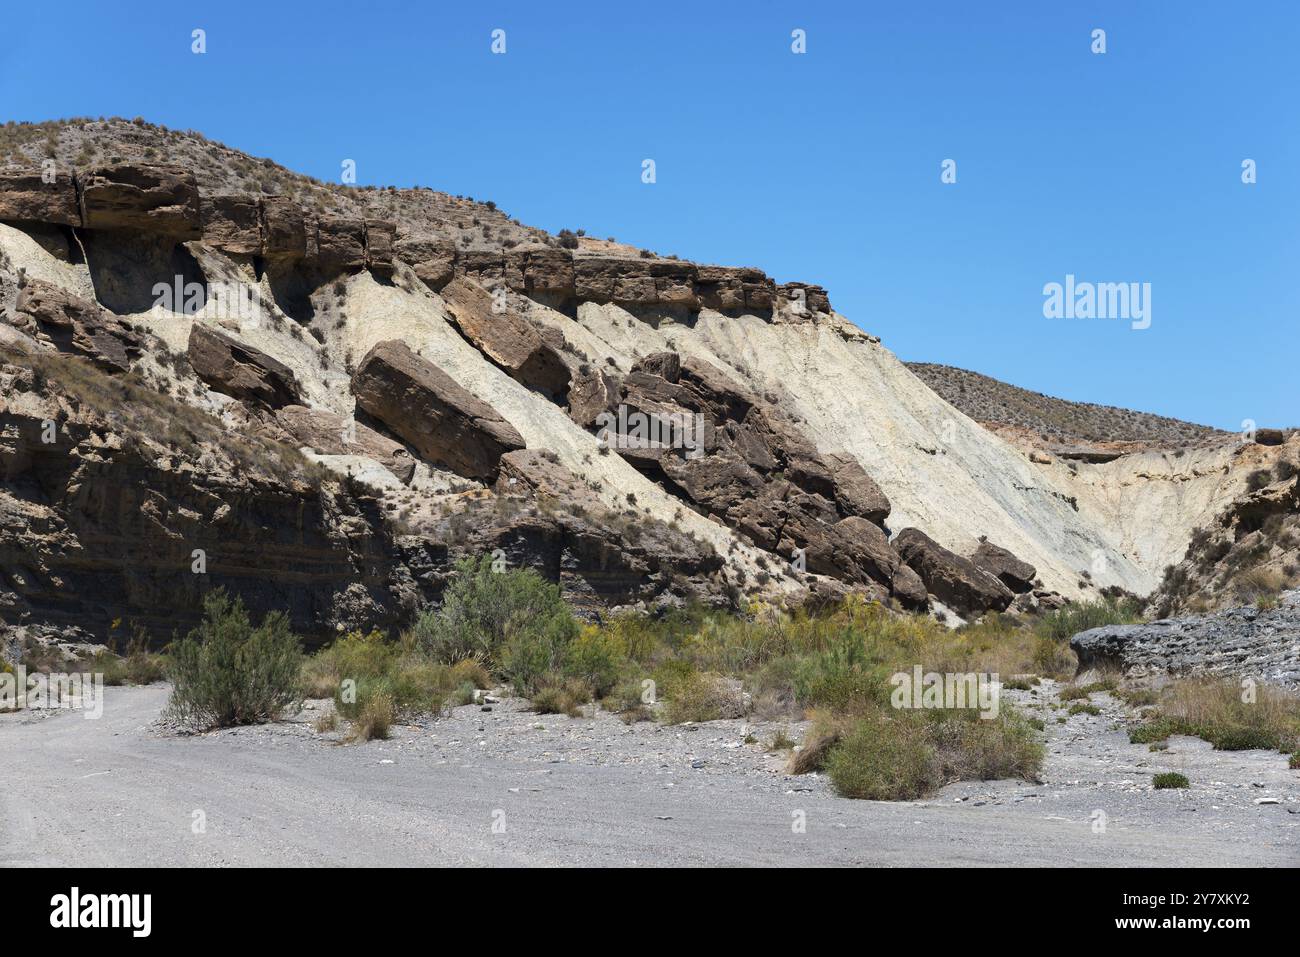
[2,681,1297,867]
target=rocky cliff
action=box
[0,117,1290,643]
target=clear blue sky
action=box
[3,1,1296,429]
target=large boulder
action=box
[312,216,366,271]
[567,363,620,428]
[78,164,200,238]
[440,277,570,397]
[894,527,1014,616]
[260,196,309,260]
[275,405,415,483]
[1070,591,1300,688]
[971,539,1037,593]
[350,340,525,481]
[199,194,262,255]
[12,280,142,373]
[0,169,81,226]
[187,323,301,408]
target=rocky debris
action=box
[971,539,1037,593]
[364,219,396,277]
[199,194,263,255]
[490,449,725,614]
[12,279,143,373]
[351,339,525,481]
[274,405,415,484]
[0,169,81,226]
[1012,588,1069,614]
[1070,590,1300,688]
[567,363,620,428]
[440,277,571,397]
[78,164,201,238]
[1148,454,1300,617]
[187,323,301,408]
[894,527,1014,616]
[601,351,915,602]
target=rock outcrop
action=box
[12,280,143,372]
[894,527,1014,616]
[188,323,301,408]
[274,405,415,484]
[351,340,525,481]
[78,164,201,238]
[1071,590,1300,689]
[0,169,81,225]
[971,539,1037,593]
[440,277,571,397]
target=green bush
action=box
[791,637,889,713]
[1153,772,1190,790]
[826,715,937,800]
[412,556,578,680]
[165,590,304,730]
[562,627,626,697]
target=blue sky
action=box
[3,1,1296,428]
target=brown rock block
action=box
[0,169,81,226]
[78,164,200,238]
[187,323,301,408]
[350,339,525,481]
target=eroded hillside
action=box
[1,117,1289,641]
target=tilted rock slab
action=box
[1071,590,1300,688]
[971,539,1037,593]
[275,404,415,484]
[13,279,142,373]
[440,276,571,397]
[351,339,525,481]
[894,526,1013,615]
[188,323,301,408]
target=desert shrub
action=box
[787,711,846,774]
[302,628,395,698]
[1233,566,1285,604]
[825,715,937,800]
[562,627,627,697]
[1068,702,1101,716]
[825,708,1042,800]
[530,676,591,716]
[1128,679,1300,753]
[413,557,578,677]
[1246,468,1273,492]
[165,590,304,730]
[661,671,741,724]
[791,636,889,713]
[348,688,394,742]
[1153,772,1189,790]
[1035,597,1143,644]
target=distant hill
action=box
[907,362,1227,446]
